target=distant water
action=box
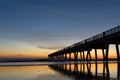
[0,61,119,80]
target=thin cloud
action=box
[37,46,65,50]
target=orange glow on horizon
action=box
[0,48,117,59]
[0,49,55,59]
[0,43,119,59]
[0,53,49,59]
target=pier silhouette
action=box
[48,26,120,61]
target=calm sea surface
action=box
[0,61,119,80]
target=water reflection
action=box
[0,62,120,80]
[49,62,120,80]
[0,62,71,80]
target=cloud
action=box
[37,45,65,50]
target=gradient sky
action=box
[0,0,120,59]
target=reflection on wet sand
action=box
[48,62,120,80]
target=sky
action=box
[0,0,120,59]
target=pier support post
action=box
[83,51,85,61]
[80,52,82,61]
[61,54,64,60]
[116,44,120,61]
[65,54,67,61]
[102,49,105,61]
[74,52,78,61]
[102,44,109,62]
[95,49,98,62]
[106,45,109,61]
[69,53,71,61]
[86,50,91,62]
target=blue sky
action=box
[0,0,120,58]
